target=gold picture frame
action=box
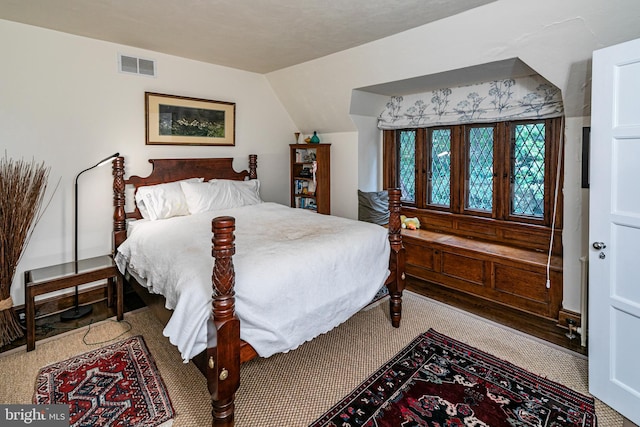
[145,92,235,146]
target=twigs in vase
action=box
[0,153,51,347]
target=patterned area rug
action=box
[34,335,174,427]
[310,329,596,427]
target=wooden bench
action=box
[402,228,563,320]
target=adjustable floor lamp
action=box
[60,152,120,321]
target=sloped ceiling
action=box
[356,58,538,96]
[266,0,640,132]
[0,0,496,74]
[2,0,640,132]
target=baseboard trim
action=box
[406,276,587,356]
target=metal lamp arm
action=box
[63,151,120,319]
[74,152,119,264]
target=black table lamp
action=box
[60,152,120,320]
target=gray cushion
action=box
[358,190,389,225]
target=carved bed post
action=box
[387,188,406,328]
[209,216,241,427]
[112,156,126,251]
[248,154,257,180]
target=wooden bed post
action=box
[387,188,405,328]
[209,216,241,427]
[112,156,126,250]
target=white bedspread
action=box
[115,202,390,361]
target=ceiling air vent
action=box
[118,54,156,77]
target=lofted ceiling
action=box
[0,0,496,74]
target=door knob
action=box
[592,242,606,250]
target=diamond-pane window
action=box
[399,130,416,202]
[429,129,450,206]
[466,127,494,211]
[512,123,545,217]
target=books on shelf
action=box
[295,148,317,163]
[293,179,315,196]
[294,196,318,210]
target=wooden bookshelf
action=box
[290,143,330,214]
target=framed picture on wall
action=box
[145,92,235,146]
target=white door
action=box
[589,37,640,425]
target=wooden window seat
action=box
[402,228,563,321]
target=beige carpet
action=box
[0,291,622,426]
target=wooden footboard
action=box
[206,189,405,426]
[111,155,405,427]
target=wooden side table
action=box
[24,255,123,352]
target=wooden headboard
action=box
[112,155,258,248]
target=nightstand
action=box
[24,255,123,352]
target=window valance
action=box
[377,75,563,130]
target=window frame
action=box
[425,126,453,211]
[505,119,557,225]
[394,128,419,207]
[462,123,497,219]
[385,117,562,229]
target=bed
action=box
[111,155,405,426]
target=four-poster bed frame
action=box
[112,154,405,426]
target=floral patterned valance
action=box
[378,75,563,130]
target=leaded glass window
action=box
[399,130,416,202]
[429,129,451,207]
[466,126,494,212]
[511,123,545,217]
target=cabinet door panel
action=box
[440,252,485,285]
[493,263,548,304]
[405,241,435,271]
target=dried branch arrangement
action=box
[0,154,50,347]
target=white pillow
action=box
[135,178,203,220]
[212,179,262,207]
[180,179,262,214]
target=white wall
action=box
[0,20,297,305]
[310,132,359,220]
[350,91,389,193]
[266,0,640,314]
[352,116,383,193]
[563,116,591,311]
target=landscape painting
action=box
[145,92,235,146]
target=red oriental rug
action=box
[34,335,174,427]
[310,329,596,427]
